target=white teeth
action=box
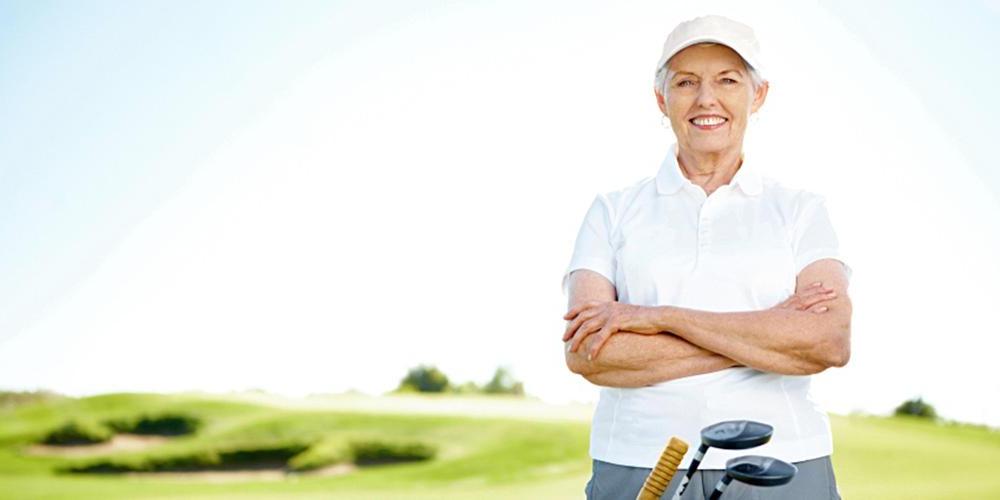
[692,117,726,126]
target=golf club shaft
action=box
[707,475,733,500]
[636,437,688,500]
[670,443,708,500]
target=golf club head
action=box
[700,420,773,450]
[725,455,797,487]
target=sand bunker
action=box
[120,463,358,482]
[27,432,362,482]
[26,434,169,457]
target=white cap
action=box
[654,15,764,82]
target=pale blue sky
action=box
[1,1,998,425]
[0,0,428,335]
[821,0,1000,190]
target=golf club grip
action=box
[636,437,689,500]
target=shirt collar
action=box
[655,143,763,197]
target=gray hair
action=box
[653,43,765,101]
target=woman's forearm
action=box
[579,350,738,388]
[638,260,852,375]
[565,331,738,384]
[650,303,851,375]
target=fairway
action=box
[0,393,997,499]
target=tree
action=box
[397,365,450,393]
[894,397,937,419]
[482,366,524,396]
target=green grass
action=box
[831,413,1000,499]
[0,393,997,499]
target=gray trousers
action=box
[585,456,842,499]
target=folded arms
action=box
[563,259,852,387]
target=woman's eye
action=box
[721,78,738,84]
[678,80,695,87]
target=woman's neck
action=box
[676,145,744,195]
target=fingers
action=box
[563,301,600,321]
[799,283,838,313]
[563,302,596,341]
[563,309,597,341]
[797,288,837,310]
[563,301,612,341]
[569,317,603,353]
[776,283,837,312]
[587,325,614,361]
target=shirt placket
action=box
[694,187,726,267]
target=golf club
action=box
[670,420,773,500]
[708,455,797,500]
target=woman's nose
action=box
[695,85,719,107]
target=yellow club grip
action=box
[636,437,689,500]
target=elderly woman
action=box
[561,15,850,500]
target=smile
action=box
[689,116,728,130]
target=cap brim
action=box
[656,36,761,73]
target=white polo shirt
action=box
[564,143,850,470]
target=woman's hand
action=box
[563,301,660,360]
[774,281,838,313]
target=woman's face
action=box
[656,43,768,155]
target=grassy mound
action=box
[285,437,437,472]
[6,392,996,499]
[285,436,351,471]
[65,438,437,474]
[40,420,112,446]
[351,440,436,465]
[37,412,200,448]
[65,443,310,473]
[104,414,200,436]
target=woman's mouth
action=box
[689,115,728,131]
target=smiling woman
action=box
[658,43,768,165]
[561,14,850,500]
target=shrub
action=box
[66,460,142,474]
[41,420,112,446]
[215,444,309,469]
[65,443,310,474]
[62,436,435,475]
[397,365,450,393]
[350,440,436,465]
[105,414,200,436]
[289,438,436,471]
[66,451,217,474]
[894,397,937,419]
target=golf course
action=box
[0,392,997,499]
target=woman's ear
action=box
[655,89,668,117]
[750,81,769,114]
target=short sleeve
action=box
[792,194,852,280]
[562,195,617,294]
